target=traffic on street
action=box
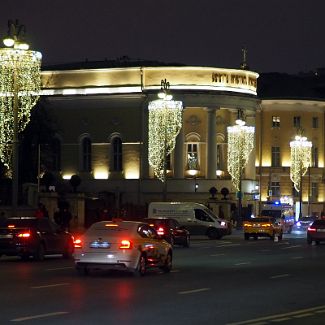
[1,229,325,324]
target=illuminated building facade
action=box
[39,61,259,219]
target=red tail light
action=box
[308,227,316,232]
[157,227,165,236]
[18,232,30,238]
[119,239,132,249]
[74,238,82,248]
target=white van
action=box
[148,202,230,239]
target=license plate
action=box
[90,241,110,248]
[0,234,13,239]
[317,229,325,232]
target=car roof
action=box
[87,220,146,234]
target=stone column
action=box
[206,107,217,179]
[244,111,256,181]
[141,101,149,178]
[174,127,184,178]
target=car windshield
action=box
[300,217,314,221]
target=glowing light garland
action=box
[227,120,255,191]
[148,99,183,182]
[290,135,312,192]
[0,48,42,169]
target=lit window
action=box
[272,116,280,128]
[187,143,199,170]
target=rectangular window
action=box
[187,143,199,170]
[293,116,301,128]
[311,182,318,200]
[271,146,281,167]
[270,182,280,197]
[272,116,280,128]
[312,117,318,129]
[312,147,318,168]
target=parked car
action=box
[295,216,316,231]
[73,220,173,276]
[144,218,190,247]
[243,217,283,240]
[307,220,325,245]
[0,217,74,260]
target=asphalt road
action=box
[1,230,325,324]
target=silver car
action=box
[73,220,172,276]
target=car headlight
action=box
[296,221,301,227]
[220,221,226,226]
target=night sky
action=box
[1,0,325,74]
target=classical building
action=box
[39,60,259,223]
[39,60,325,225]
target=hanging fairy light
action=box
[227,112,255,191]
[0,20,42,170]
[290,135,312,192]
[148,79,183,182]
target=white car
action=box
[73,220,173,276]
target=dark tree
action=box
[41,172,56,192]
[209,186,217,199]
[70,175,81,193]
[220,187,230,200]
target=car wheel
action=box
[134,254,146,277]
[34,243,45,261]
[63,240,74,259]
[183,235,190,248]
[160,252,172,273]
[244,233,250,240]
[207,228,220,240]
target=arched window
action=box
[185,132,200,170]
[81,137,92,172]
[51,138,61,171]
[112,137,123,172]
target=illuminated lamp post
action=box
[0,20,42,215]
[290,134,312,220]
[148,79,183,201]
[227,110,255,228]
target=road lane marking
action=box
[178,288,210,295]
[293,313,314,318]
[226,304,325,325]
[217,244,241,248]
[46,267,74,271]
[11,311,68,322]
[271,317,291,322]
[291,256,304,259]
[270,274,290,279]
[31,283,70,289]
[210,253,225,257]
[259,249,271,252]
[281,245,301,250]
[234,262,251,266]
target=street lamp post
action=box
[148,79,183,200]
[290,134,312,220]
[227,110,255,228]
[0,20,42,215]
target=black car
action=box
[144,218,190,247]
[307,219,325,245]
[0,217,74,260]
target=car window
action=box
[138,225,158,239]
[37,219,53,233]
[195,209,213,222]
[250,218,271,223]
[312,220,325,226]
